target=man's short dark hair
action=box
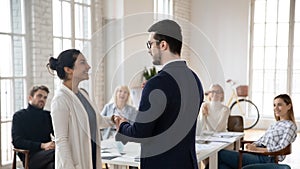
[148,19,182,55]
[29,85,49,97]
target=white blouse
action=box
[197,101,230,135]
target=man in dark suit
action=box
[12,85,55,169]
[116,19,204,169]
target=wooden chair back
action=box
[12,148,30,169]
[227,115,244,132]
[238,143,292,169]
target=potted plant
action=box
[143,66,157,80]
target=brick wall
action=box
[24,0,191,109]
[27,0,107,109]
[28,0,54,108]
[173,0,191,64]
[91,0,106,109]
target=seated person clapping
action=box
[197,84,230,135]
[196,84,230,169]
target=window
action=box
[0,0,26,165]
[154,0,173,20]
[250,0,300,119]
[52,0,92,90]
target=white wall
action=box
[190,0,250,98]
[102,0,251,105]
[123,0,155,89]
[102,0,154,101]
[188,0,293,130]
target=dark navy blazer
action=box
[117,61,203,169]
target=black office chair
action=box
[242,163,291,169]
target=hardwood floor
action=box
[244,129,300,169]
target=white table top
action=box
[101,140,140,167]
[101,132,244,168]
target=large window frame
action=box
[154,0,173,20]
[52,0,92,91]
[250,0,300,119]
[0,0,27,165]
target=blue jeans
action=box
[218,149,274,169]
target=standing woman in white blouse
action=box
[47,49,115,169]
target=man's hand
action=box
[114,116,128,130]
[41,141,55,150]
[141,81,147,88]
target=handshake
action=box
[112,115,128,130]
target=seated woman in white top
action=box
[196,84,231,169]
[101,85,138,139]
[197,84,230,134]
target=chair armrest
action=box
[241,140,254,144]
[239,149,267,155]
[12,147,30,169]
[239,144,291,156]
[238,143,292,168]
[13,148,30,154]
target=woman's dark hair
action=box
[47,49,81,80]
[274,94,296,124]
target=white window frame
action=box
[0,0,27,165]
[52,0,92,92]
[249,0,300,120]
[154,0,174,20]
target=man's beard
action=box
[152,50,162,65]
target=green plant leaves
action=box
[143,66,157,80]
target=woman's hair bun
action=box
[48,57,58,70]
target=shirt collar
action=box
[161,59,185,69]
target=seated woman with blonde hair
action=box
[196,84,231,169]
[101,85,137,139]
[197,84,230,135]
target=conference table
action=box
[101,132,244,169]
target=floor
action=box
[244,129,300,169]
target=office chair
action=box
[238,141,292,169]
[12,148,30,169]
[227,115,244,150]
[227,115,244,132]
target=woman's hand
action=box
[114,115,128,130]
[245,143,267,152]
[245,143,256,151]
[202,104,209,116]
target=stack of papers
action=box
[101,152,121,160]
[196,132,242,143]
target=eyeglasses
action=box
[210,90,222,95]
[146,40,160,49]
[207,90,222,95]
